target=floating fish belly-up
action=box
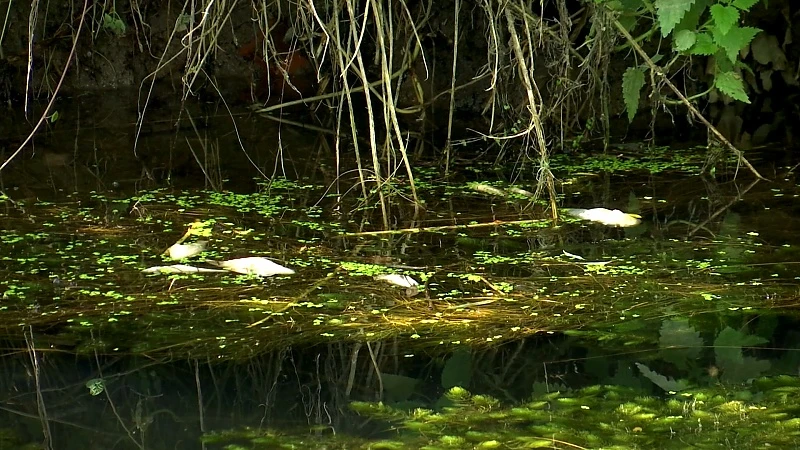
[565,208,642,227]
[214,257,295,276]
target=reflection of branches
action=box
[689,178,761,237]
[26,326,53,450]
[93,339,145,450]
[0,0,89,175]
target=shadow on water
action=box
[3,104,800,448]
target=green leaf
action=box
[710,4,739,35]
[732,0,760,11]
[712,25,761,62]
[636,362,691,392]
[674,0,710,34]
[674,29,696,51]
[620,0,645,11]
[690,32,718,55]
[715,71,751,103]
[655,0,696,37]
[622,66,646,122]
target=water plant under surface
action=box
[1,155,800,448]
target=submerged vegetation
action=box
[0,0,797,447]
[1,153,800,446]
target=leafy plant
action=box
[615,0,762,121]
[102,11,127,37]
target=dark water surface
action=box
[2,107,800,448]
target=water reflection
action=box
[2,103,800,447]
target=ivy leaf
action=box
[655,0,696,37]
[710,4,739,35]
[674,29,697,52]
[690,32,718,55]
[622,66,646,122]
[712,25,761,62]
[715,71,751,103]
[732,0,760,11]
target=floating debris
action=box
[141,264,226,274]
[212,257,295,276]
[565,208,642,227]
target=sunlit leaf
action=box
[710,4,739,35]
[674,29,697,51]
[689,32,718,55]
[712,25,761,63]
[715,71,751,103]
[732,0,760,11]
[655,0,696,37]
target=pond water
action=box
[1,109,800,449]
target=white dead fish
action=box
[212,257,295,277]
[565,208,642,227]
[165,241,208,260]
[375,274,420,297]
[142,264,226,274]
[562,250,585,260]
[375,274,419,288]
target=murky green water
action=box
[2,130,800,448]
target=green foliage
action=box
[690,32,718,55]
[709,4,739,35]
[655,0,695,37]
[673,29,696,51]
[622,66,646,122]
[715,71,750,103]
[621,0,762,121]
[712,25,760,63]
[102,11,127,37]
